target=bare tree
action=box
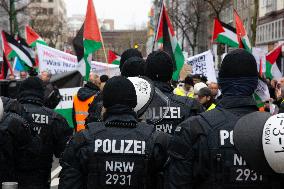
[0,0,32,34]
[28,6,64,48]
[204,0,227,19]
[251,0,259,46]
[169,0,204,55]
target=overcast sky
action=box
[64,0,152,29]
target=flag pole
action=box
[152,0,164,52]
[100,33,108,63]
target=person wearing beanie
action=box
[174,75,194,98]
[143,50,203,135]
[121,56,145,77]
[197,87,216,111]
[166,49,282,189]
[16,77,73,189]
[59,76,169,189]
[0,97,32,185]
[72,72,101,132]
[119,48,143,71]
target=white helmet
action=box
[0,97,3,122]
[234,112,284,174]
[194,82,207,95]
[127,77,154,118]
[262,113,284,174]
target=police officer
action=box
[165,49,282,189]
[119,48,143,72]
[59,76,169,189]
[0,97,31,185]
[143,50,203,134]
[121,56,145,77]
[16,77,73,189]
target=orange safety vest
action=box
[73,95,95,132]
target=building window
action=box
[49,0,53,2]
[37,0,41,2]
[42,8,47,15]
[256,18,284,44]
[48,8,53,14]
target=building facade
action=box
[0,0,31,35]
[256,0,284,51]
[28,0,67,49]
[94,30,147,62]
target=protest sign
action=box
[55,87,80,128]
[187,50,217,82]
[91,61,120,76]
[37,44,78,74]
[254,79,270,108]
[255,79,270,102]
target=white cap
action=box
[127,77,154,117]
[194,82,207,95]
[0,97,3,122]
[262,113,284,173]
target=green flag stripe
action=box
[172,43,184,81]
[112,60,120,65]
[83,56,91,81]
[253,93,265,108]
[8,50,17,59]
[265,61,273,80]
[241,38,252,52]
[83,39,102,56]
[216,35,239,48]
[31,40,47,48]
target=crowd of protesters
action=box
[1,48,284,189]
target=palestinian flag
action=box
[25,25,47,48]
[234,10,251,51]
[73,24,89,78]
[2,31,34,68]
[265,44,283,80]
[0,52,13,80]
[212,18,239,48]
[108,50,120,65]
[154,3,184,81]
[73,0,103,80]
[1,31,17,60]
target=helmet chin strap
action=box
[0,98,3,122]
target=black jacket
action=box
[77,82,100,101]
[17,95,73,189]
[165,96,283,189]
[0,111,31,184]
[85,91,103,123]
[141,81,203,134]
[59,105,169,189]
[154,81,203,116]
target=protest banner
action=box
[187,50,217,82]
[55,87,80,128]
[37,43,78,74]
[37,44,120,77]
[91,61,120,76]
